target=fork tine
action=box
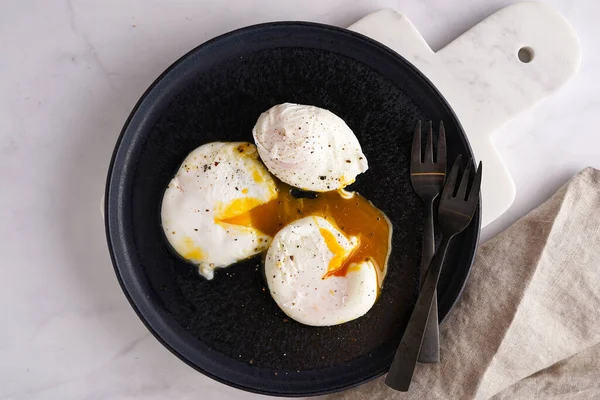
[467,161,483,203]
[412,121,422,164]
[442,155,462,199]
[456,161,472,200]
[437,121,446,166]
[425,121,434,163]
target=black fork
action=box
[410,121,446,363]
[386,156,482,391]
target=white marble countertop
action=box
[1,0,598,399]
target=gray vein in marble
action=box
[64,0,123,100]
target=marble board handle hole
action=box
[518,46,535,63]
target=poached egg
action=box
[264,216,380,326]
[161,142,277,279]
[253,103,368,192]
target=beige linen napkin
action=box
[330,167,600,400]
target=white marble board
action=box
[349,2,581,227]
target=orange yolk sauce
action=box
[220,180,392,286]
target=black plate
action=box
[105,22,480,397]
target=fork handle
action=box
[418,202,440,363]
[385,237,452,391]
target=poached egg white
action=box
[253,103,368,192]
[161,142,277,279]
[264,216,379,326]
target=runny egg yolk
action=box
[216,197,265,220]
[252,169,265,183]
[220,180,391,286]
[318,226,351,275]
[181,236,205,260]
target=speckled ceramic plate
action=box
[105,22,480,397]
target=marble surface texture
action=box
[1,0,598,399]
